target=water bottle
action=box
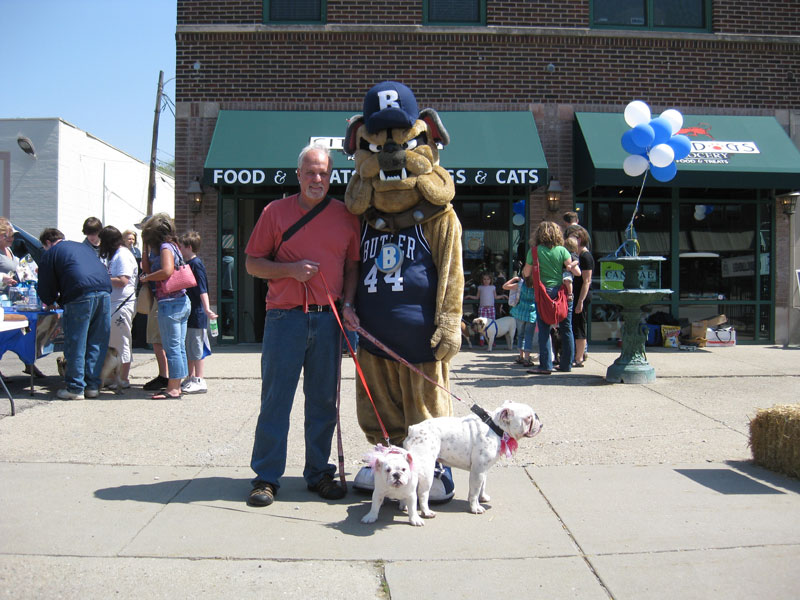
[209,318,219,337]
[27,283,39,309]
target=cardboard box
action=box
[689,314,727,340]
[706,326,736,346]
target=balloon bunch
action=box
[620,101,692,182]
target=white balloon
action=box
[660,109,684,135]
[624,100,651,128]
[512,213,525,227]
[648,143,675,168]
[623,154,649,177]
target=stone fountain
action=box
[594,252,673,384]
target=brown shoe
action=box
[247,481,276,507]
[308,473,346,500]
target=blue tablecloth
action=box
[0,308,62,365]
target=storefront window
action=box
[218,197,237,343]
[460,199,512,318]
[579,182,775,344]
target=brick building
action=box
[174,0,800,345]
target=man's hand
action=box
[292,260,320,282]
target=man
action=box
[38,228,112,400]
[562,211,579,229]
[244,144,361,507]
[81,217,103,257]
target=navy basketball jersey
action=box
[357,224,438,364]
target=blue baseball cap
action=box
[362,81,419,133]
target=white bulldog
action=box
[472,316,516,352]
[361,445,423,527]
[404,401,542,516]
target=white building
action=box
[0,118,174,241]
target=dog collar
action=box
[470,404,506,439]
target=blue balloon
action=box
[667,134,692,160]
[621,129,647,155]
[512,200,526,215]
[649,117,672,146]
[650,162,678,182]
[631,123,655,148]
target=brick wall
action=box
[177,0,800,35]
[176,31,799,109]
[174,0,800,325]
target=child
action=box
[179,232,217,394]
[465,272,507,320]
[562,237,582,300]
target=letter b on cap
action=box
[378,90,400,110]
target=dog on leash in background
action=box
[56,347,123,393]
[471,316,516,352]
[460,317,475,348]
[404,400,543,516]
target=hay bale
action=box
[749,404,800,478]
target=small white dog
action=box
[100,347,124,391]
[404,401,542,516]
[361,445,423,527]
[472,316,517,351]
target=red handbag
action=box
[531,247,569,325]
[156,244,197,296]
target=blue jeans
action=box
[536,287,574,371]
[515,319,536,352]
[62,291,110,393]
[157,295,190,380]
[251,309,340,490]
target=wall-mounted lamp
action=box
[779,191,799,216]
[187,178,203,213]
[17,136,37,158]
[547,179,562,212]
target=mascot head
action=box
[344,81,454,221]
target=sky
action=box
[2,0,177,166]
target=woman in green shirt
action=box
[527,221,577,374]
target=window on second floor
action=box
[592,0,710,32]
[264,0,325,24]
[423,0,486,25]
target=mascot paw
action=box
[431,325,462,363]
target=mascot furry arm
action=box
[344,103,463,363]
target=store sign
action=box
[447,168,540,185]
[206,168,358,186]
[206,167,540,186]
[721,254,770,278]
[677,140,760,165]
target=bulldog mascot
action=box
[344,81,464,496]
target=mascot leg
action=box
[355,348,454,446]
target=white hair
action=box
[297,143,332,172]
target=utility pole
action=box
[147,70,164,218]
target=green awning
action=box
[204,110,547,187]
[574,112,800,192]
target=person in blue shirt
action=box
[179,231,217,394]
[38,228,112,400]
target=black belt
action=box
[291,304,331,312]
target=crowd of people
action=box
[27,215,215,400]
[466,211,594,375]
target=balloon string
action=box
[615,169,648,258]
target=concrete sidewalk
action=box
[1,344,799,598]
